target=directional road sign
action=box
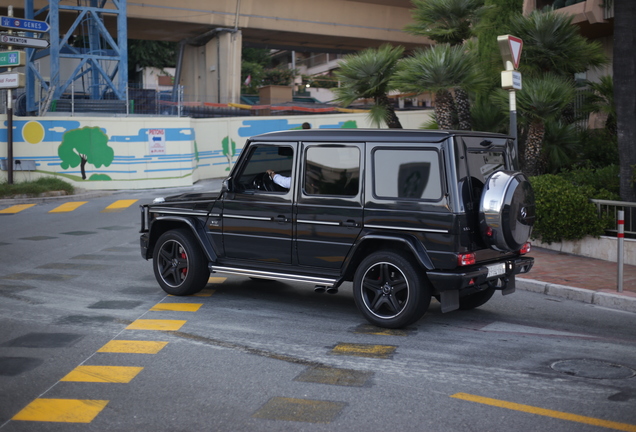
[0,50,25,67]
[0,72,25,89]
[0,16,50,33]
[0,33,49,48]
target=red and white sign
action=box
[497,35,523,70]
[148,129,166,155]
[507,36,523,69]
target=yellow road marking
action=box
[98,340,168,354]
[12,398,108,423]
[61,365,144,383]
[126,319,187,331]
[49,201,88,213]
[0,204,36,214]
[451,393,636,432]
[330,343,396,359]
[101,199,138,213]
[208,276,227,284]
[150,303,202,312]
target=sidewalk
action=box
[518,246,636,313]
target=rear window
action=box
[373,148,442,200]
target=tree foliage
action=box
[128,40,177,77]
[405,0,488,45]
[333,44,405,128]
[505,9,607,78]
[58,127,114,180]
[393,44,485,129]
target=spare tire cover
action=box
[479,171,535,251]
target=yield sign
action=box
[497,35,523,70]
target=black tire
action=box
[153,229,210,296]
[353,251,431,329]
[459,286,496,310]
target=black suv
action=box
[140,129,534,328]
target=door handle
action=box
[273,215,289,223]
[341,220,359,227]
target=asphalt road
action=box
[0,187,635,432]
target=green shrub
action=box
[558,164,620,199]
[529,174,608,244]
[0,177,74,198]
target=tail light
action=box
[519,242,531,255]
[458,253,476,266]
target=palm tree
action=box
[512,74,576,176]
[405,0,488,46]
[333,44,404,129]
[614,0,636,201]
[393,44,485,130]
[406,0,489,130]
[506,9,607,78]
[582,76,616,136]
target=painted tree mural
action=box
[58,127,114,180]
[222,136,236,171]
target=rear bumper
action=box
[426,256,534,293]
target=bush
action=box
[558,164,620,200]
[529,174,608,244]
[0,177,74,198]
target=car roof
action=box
[249,128,510,143]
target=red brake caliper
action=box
[180,250,187,277]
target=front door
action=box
[222,143,296,264]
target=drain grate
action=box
[551,359,636,379]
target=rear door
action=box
[295,142,364,269]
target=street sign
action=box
[497,35,523,70]
[0,50,25,67]
[0,33,49,48]
[0,16,50,33]
[501,70,522,90]
[0,72,25,89]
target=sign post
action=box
[497,35,523,162]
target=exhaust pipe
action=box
[314,286,326,293]
[326,287,338,294]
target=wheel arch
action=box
[147,216,218,263]
[341,234,434,283]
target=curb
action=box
[517,277,636,314]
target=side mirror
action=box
[221,177,232,193]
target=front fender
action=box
[147,216,218,263]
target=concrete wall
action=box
[534,236,636,266]
[0,109,433,190]
[181,31,242,105]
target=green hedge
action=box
[529,174,609,244]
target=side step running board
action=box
[210,265,337,287]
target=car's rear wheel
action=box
[353,251,431,329]
[153,229,209,296]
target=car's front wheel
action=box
[153,229,209,296]
[353,251,431,329]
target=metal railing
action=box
[592,199,636,237]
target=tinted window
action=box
[303,146,360,196]
[235,145,293,192]
[373,149,442,200]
